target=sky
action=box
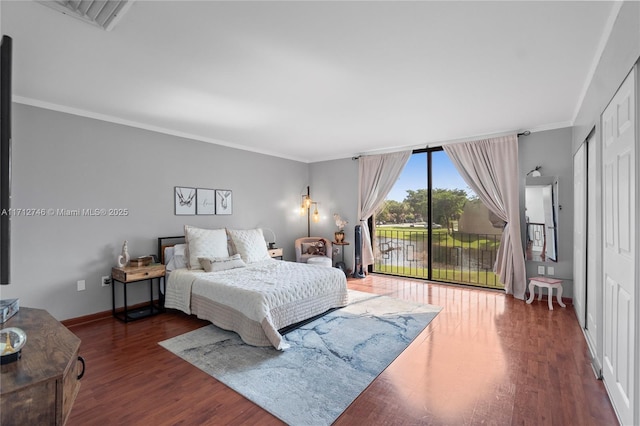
[386,151,474,202]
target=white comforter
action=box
[164,259,349,349]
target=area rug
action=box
[159,290,441,426]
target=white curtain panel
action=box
[443,134,526,299]
[357,151,412,270]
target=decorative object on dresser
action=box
[0,298,19,323]
[111,263,166,322]
[159,290,441,426]
[196,188,215,215]
[128,255,153,268]
[116,240,130,267]
[174,186,196,215]
[215,189,233,215]
[0,326,26,364]
[1,308,84,425]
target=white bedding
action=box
[164,259,349,350]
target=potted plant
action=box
[333,214,348,243]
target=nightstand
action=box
[111,263,165,322]
[268,248,283,259]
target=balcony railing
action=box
[374,227,504,289]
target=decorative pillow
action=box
[305,239,326,255]
[184,225,229,269]
[198,254,246,272]
[227,228,271,264]
[165,244,188,271]
[173,243,186,258]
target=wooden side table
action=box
[526,276,566,310]
[333,241,349,274]
[333,242,349,262]
[268,248,283,259]
[111,263,165,322]
[1,308,84,425]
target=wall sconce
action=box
[527,165,542,177]
[300,186,320,236]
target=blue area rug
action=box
[159,290,441,426]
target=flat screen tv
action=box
[1,35,12,285]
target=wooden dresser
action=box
[0,307,84,425]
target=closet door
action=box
[602,67,636,426]
[573,143,586,329]
[585,132,601,373]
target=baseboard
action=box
[62,299,162,327]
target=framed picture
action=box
[215,189,233,215]
[196,188,215,215]
[174,186,196,215]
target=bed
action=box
[160,227,349,350]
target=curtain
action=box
[443,134,526,299]
[357,151,412,270]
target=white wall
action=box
[0,104,310,320]
[573,1,640,150]
[309,158,359,270]
[519,127,574,295]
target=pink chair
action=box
[294,237,333,264]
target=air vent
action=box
[37,0,133,31]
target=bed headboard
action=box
[158,236,185,265]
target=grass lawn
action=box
[375,226,500,249]
[374,226,504,289]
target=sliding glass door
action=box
[373,149,504,289]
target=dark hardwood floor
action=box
[66,275,618,425]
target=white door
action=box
[573,143,586,328]
[585,131,601,374]
[602,68,636,426]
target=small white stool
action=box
[307,257,332,267]
[526,276,566,310]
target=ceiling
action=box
[1,1,619,163]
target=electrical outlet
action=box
[101,276,111,287]
[537,265,545,275]
[547,266,555,276]
[77,280,86,291]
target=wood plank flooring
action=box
[66,275,618,425]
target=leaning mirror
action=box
[525,176,559,262]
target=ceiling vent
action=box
[36,0,134,31]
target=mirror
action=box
[525,176,559,262]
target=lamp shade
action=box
[262,228,276,246]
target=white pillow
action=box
[227,228,271,264]
[167,243,188,271]
[184,225,229,269]
[174,243,186,258]
[198,254,246,272]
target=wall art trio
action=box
[174,186,233,216]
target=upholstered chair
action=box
[295,237,333,263]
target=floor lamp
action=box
[300,186,319,237]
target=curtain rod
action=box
[352,130,531,160]
[426,129,531,148]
